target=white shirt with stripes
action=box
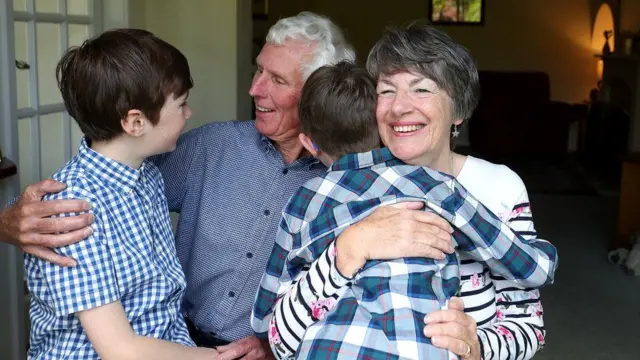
[457,156,546,360]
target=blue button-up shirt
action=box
[25,138,193,359]
[151,120,326,341]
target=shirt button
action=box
[246,252,253,258]
[263,209,270,216]
[282,168,289,175]
[228,291,235,298]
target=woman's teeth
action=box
[256,106,273,112]
[393,124,425,133]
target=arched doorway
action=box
[592,2,615,54]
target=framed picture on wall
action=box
[429,0,484,25]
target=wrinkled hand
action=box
[335,201,455,277]
[216,336,274,360]
[424,297,481,359]
[0,179,93,266]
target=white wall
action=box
[129,0,253,132]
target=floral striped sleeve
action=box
[478,189,548,360]
[264,240,350,359]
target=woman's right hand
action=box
[335,201,455,278]
[0,179,94,266]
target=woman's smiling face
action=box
[376,71,462,166]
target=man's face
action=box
[249,41,314,143]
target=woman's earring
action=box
[452,125,460,138]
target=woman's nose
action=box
[390,91,413,116]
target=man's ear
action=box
[121,109,147,137]
[299,133,320,157]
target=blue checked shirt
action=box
[24,138,194,359]
[150,120,327,341]
[253,148,557,359]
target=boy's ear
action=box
[121,109,147,137]
[298,133,320,157]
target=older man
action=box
[1,12,456,359]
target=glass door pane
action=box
[70,120,83,156]
[36,23,63,106]
[39,113,67,179]
[68,24,89,47]
[13,0,28,11]
[14,21,31,109]
[18,118,38,190]
[67,0,90,16]
[35,0,61,14]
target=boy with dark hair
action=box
[252,61,556,359]
[24,29,219,359]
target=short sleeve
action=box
[38,186,120,316]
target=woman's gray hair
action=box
[366,22,480,121]
[266,11,356,80]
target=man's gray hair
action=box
[266,11,356,80]
[366,22,480,121]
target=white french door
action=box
[0,1,101,359]
[13,0,101,191]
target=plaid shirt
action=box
[25,138,194,359]
[253,148,556,359]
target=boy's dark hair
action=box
[56,28,193,141]
[299,60,380,159]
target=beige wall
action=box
[129,0,253,131]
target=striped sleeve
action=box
[7,196,19,207]
[450,185,558,289]
[479,190,548,360]
[266,241,350,359]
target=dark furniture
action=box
[0,157,17,179]
[468,71,588,162]
[614,153,640,250]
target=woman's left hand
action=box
[424,297,481,360]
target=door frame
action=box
[0,0,24,356]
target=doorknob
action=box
[15,60,30,70]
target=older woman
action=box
[255,23,552,360]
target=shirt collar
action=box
[76,137,145,193]
[329,147,403,172]
[259,135,276,153]
[259,134,324,170]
